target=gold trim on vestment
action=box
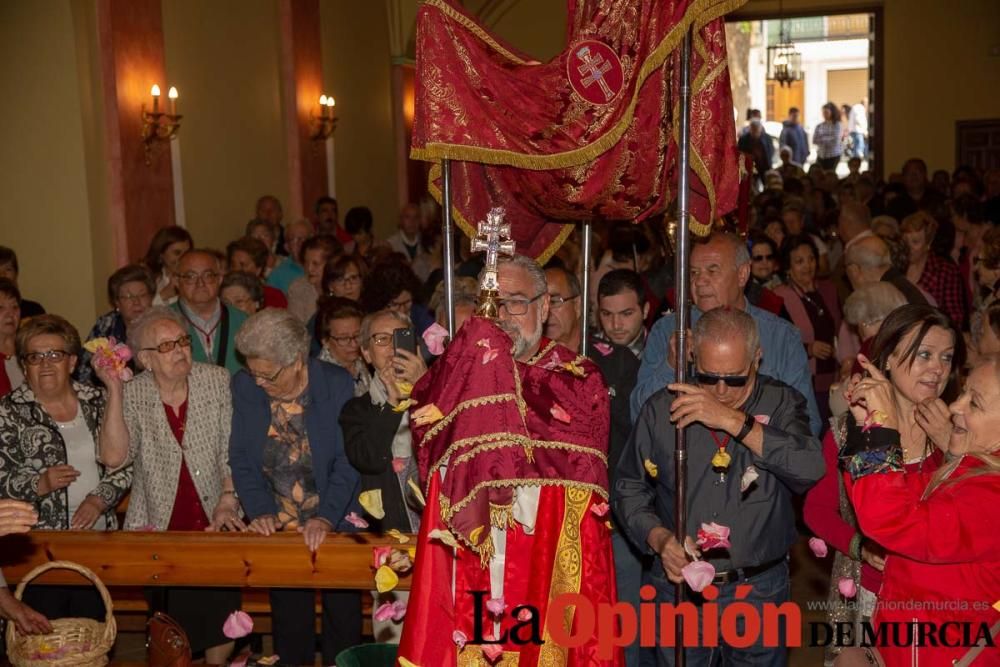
[418,392,518,447]
[537,487,590,666]
[421,0,533,66]
[457,647,521,666]
[447,436,608,469]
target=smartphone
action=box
[392,327,416,356]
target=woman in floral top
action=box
[230,308,362,666]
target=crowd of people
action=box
[0,156,997,666]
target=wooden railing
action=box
[0,531,415,590]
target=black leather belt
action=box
[711,557,784,585]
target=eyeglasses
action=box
[369,333,393,347]
[142,334,192,354]
[333,274,361,285]
[751,253,774,262]
[177,271,221,285]
[21,350,70,366]
[497,292,546,316]
[388,296,413,311]
[327,333,360,347]
[549,294,580,308]
[247,364,288,384]
[688,361,753,388]
[118,291,151,303]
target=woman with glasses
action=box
[323,254,364,303]
[316,296,370,396]
[0,314,132,621]
[77,264,155,387]
[230,308,362,665]
[360,258,434,337]
[340,308,426,643]
[748,234,781,290]
[220,270,265,316]
[97,306,242,663]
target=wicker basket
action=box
[5,560,116,667]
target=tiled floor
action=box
[105,537,832,666]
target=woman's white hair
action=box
[127,306,188,355]
[235,308,310,366]
[843,283,907,327]
[360,309,412,349]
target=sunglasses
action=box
[687,361,753,388]
[752,253,774,262]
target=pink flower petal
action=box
[681,561,716,593]
[590,502,609,517]
[372,545,393,569]
[422,323,449,356]
[390,600,407,621]
[482,348,499,364]
[696,522,732,551]
[516,608,533,622]
[753,414,770,425]
[345,512,369,529]
[740,465,759,492]
[808,537,829,559]
[838,577,857,598]
[485,597,506,617]
[482,643,504,663]
[593,342,613,356]
[392,457,407,474]
[452,629,468,649]
[222,610,253,639]
[374,601,397,622]
[550,403,572,424]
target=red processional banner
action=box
[411,0,746,261]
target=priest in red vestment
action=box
[397,254,621,666]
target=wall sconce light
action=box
[141,84,182,165]
[311,94,337,143]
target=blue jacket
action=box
[229,358,361,530]
[630,303,822,436]
[779,120,809,166]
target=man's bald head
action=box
[845,235,891,290]
[838,200,872,244]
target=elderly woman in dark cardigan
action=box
[229,308,362,666]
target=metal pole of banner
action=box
[674,28,694,667]
[442,159,456,339]
[580,220,593,357]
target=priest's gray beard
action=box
[498,311,543,361]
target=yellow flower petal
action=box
[386,528,410,544]
[469,525,485,545]
[407,478,427,507]
[83,337,108,353]
[644,459,658,478]
[428,528,459,549]
[359,489,385,519]
[562,361,586,378]
[396,380,414,397]
[398,657,420,667]
[711,450,732,469]
[393,398,417,413]
[375,565,399,593]
[412,403,444,427]
[408,546,417,560]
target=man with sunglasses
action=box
[171,249,248,375]
[613,307,824,666]
[632,232,821,436]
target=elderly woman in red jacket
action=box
[841,350,1000,666]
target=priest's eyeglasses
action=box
[497,292,546,316]
[142,335,192,354]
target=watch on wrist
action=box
[735,412,756,441]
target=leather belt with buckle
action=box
[711,557,784,585]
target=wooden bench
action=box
[0,530,414,634]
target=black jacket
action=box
[339,394,418,533]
